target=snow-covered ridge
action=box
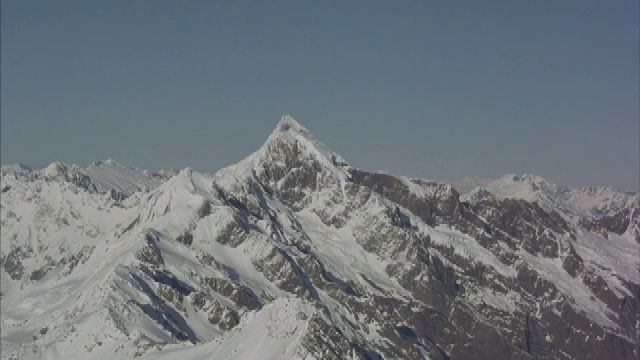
[1,159,173,197]
[444,176,492,195]
[461,173,638,218]
[86,159,169,196]
[0,164,33,179]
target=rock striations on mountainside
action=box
[1,116,639,359]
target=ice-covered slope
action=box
[2,116,638,360]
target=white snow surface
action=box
[86,159,166,195]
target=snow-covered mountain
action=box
[1,116,638,359]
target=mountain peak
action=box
[276,114,306,133]
[268,114,316,145]
[42,161,83,177]
[215,115,351,186]
[266,115,350,170]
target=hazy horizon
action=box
[2,1,638,191]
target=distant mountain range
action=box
[1,116,638,359]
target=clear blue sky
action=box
[2,1,638,191]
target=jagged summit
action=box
[216,115,351,184]
[275,114,307,133]
[265,115,333,154]
[41,161,88,179]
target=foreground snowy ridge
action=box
[1,116,638,360]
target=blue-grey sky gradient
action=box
[2,1,638,191]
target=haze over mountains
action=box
[1,116,638,359]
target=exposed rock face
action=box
[42,162,99,193]
[579,208,632,238]
[1,116,638,359]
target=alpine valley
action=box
[1,116,638,359]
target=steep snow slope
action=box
[86,159,170,196]
[144,298,323,360]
